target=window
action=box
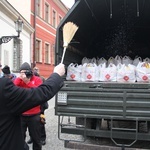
[52,44,55,64]
[52,10,56,27]
[58,15,62,24]
[45,3,49,22]
[45,43,50,64]
[35,40,41,62]
[36,0,41,16]
[13,39,22,71]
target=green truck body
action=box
[55,0,150,149]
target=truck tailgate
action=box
[56,81,150,120]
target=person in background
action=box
[27,67,48,146]
[2,65,16,80]
[33,67,45,82]
[0,63,65,150]
[14,62,43,150]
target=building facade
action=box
[0,0,34,73]
[31,0,68,78]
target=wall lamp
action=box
[0,17,23,45]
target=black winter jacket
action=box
[0,73,63,150]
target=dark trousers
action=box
[41,120,46,141]
[40,102,48,142]
[21,114,42,150]
[28,118,46,141]
[40,110,46,141]
[24,142,29,150]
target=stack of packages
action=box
[135,57,150,83]
[66,63,82,81]
[66,55,150,83]
[66,57,99,82]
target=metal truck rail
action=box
[55,81,150,149]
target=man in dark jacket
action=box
[0,63,65,150]
[2,65,16,81]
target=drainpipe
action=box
[32,0,37,68]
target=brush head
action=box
[63,22,79,47]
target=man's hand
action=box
[19,73,30,84]
[40,114,46,124]
[53,63,65,76]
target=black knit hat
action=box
[2,65,11,74]
[20,62,31,71]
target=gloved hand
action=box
[53,63,65,76]
[40,114,46,124]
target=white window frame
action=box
[36,0,42,17]
[52,8,57,28]
[44,42,51,64]
[35,39,42,63]
[44,2,50,23]
[58,14,62,25]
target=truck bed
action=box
[56,81,150,120]
[55,81,150,149]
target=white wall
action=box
[0,13,31,72]
[21,33,31,63]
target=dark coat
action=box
[0,73,63,150]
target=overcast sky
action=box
[61,0,75,8]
